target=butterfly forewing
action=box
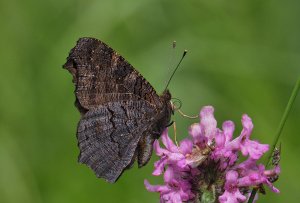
[64,38,162,111]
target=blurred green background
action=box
[0,0,299,202]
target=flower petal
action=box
[200,106,217,142]
[219,190,246,203]
[161,129,178,152]
[215,129,225,147]
[240,140,269,160]
[225,170,239,189]
[189,123,207,147]
[154,140,169,156]
[179,139,193,155]
[223,121,235,142]
[240,114,253,139]
[163,167,175,183]
[144,179,170,193]
[153,157,168,176]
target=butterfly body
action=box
[64,37,172,183]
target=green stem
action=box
[248,188,258,203]
[267,77,300,166]
[248,77,300,203]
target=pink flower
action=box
[189,106,216,148]
[145,106,280,203]
[219,171,247,203]
[235,115,269,160]
[152,129,193,176]
[145,165,195,202]
[212,121,239,169]
[236,158,280,193]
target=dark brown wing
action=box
[63,37,162,113]
[77,100,156,183]
[63,37,168,182]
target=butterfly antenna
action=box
[164,41,177,87]
[164,49,188,91]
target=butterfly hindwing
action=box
[77,100,156,182]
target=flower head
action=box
[145,106,280,203]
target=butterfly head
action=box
[153,89,173,134]
[160,89,173,112]
[161,89,172,101]
[158,90,174,129]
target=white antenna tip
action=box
[183,50,188,57]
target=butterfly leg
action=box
[137,133,156,167]
[166,120,174,127]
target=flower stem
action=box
[267,77,300,166]
[248,188,258,203]
[247,77,300,203]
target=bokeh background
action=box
[0,0,299,202]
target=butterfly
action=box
[63,37,173,183]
